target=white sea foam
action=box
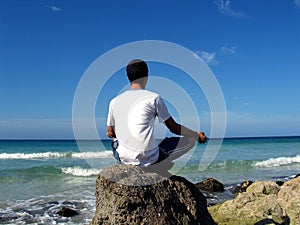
[71,151,112,158]
[254,155,300,167]
[0,151,112,159]
[61,166,102,176]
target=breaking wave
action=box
[253,155,300,167]
[0,151,113,159]
[60,166,102,176]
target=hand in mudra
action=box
[198,132,207,144]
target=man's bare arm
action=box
[164,117,207,143]
[106,126,116,138]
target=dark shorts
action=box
[156,137,196,163]
[111,137,196,165]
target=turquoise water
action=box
[0,137,299,224]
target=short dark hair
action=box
[126,59,148,82]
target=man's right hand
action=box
[197,132,207,144]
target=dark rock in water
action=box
[233,180,253,196]
[195,178,224,193]
[57,206,78,217]
[90,164,216,225]
[48,201,59,205]
[295,174,300,178]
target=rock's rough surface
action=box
[90,164,216,225]
[195,178,224,193]
[277,176,300,224]
[208,176,300,225]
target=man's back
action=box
[107,89,170,166]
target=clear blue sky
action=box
[1,0,300,139]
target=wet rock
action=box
[195,178,224,193]
[90,164,216,225]
[56,206,78,217]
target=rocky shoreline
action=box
[89,164,299,225]
[208,175,300,225]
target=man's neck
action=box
[130,82,145,90]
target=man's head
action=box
[126,59,149,83]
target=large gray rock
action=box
[277,176,300,224]
[90,164,216,225]
[208,176,300,225]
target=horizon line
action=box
[1,135,300,141]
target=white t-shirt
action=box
[106,89,170,166]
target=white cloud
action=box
[195,50,218,65]
[295,0,300,7]
[51,6,62,11]
[242,102,255,106]
[220,44,237,55]
[194,44,237,65]
[215,0,247,18]
[45,5,62,11]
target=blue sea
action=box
[0,137,300,224]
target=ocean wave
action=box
[253,155,300,167]
[60,166,102,177]
[1,165,102,177]
[0,151,113,159]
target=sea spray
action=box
[0,151,112,159]
[254,155,300,167]
[60,166,102,177]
